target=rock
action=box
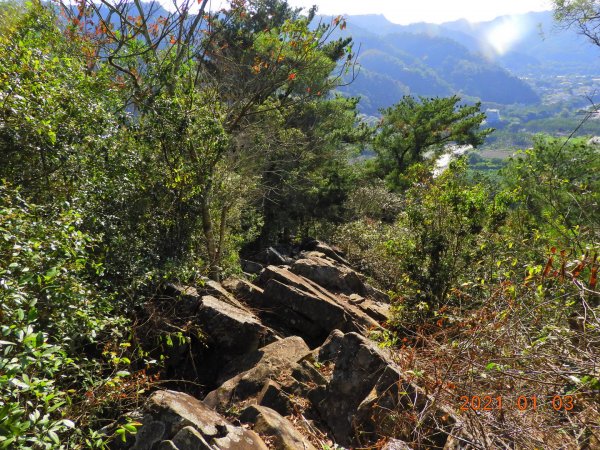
[172,426,212,449]
[257,265,340,303]
[343,293,390,322]
[197,278,248,311]
[212,428,267,450]
[257,266,381,345]
[197,295,276,356]
[221,278,265,311]
[240,405,317,450]
[240,259,264,274]
[317,333,393,445]
[204,336,310,411]
[364,283,391,304]
[300,239,350,266]
[316,332,456,448]
[161,283,203,316]
[256,380,292,416]
[262,278,348,345]
[292,253,390,305]
[157,441,179,450]
[291,359,328,388]
[131,390,269,450]
[291,254,365,296]
[255,247,294,266]
[317,329,345,364]
[382,439,414,450]
[131,420,167,450]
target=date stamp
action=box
[459,395,575,412]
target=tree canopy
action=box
[373,95,493,188]
[554,0,600,47]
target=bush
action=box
[0,185,128,449]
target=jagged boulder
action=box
[315,332,456,448]
[256,266,382,345]
[255,380,292,416]
[343,293,390,322]
[240,259,264,274]
[221,277,265,310]
[204,336,310,411]
[262,278,349,345]
[291,253,365,295]
[128,390,268,450]
[240,405,317,450]
[291,252,390,306]
[300,239,350,266]
[196,295,277,356]
[197,278,248,311]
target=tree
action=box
[56,0,356,280]
[0,2,117,201]
[553,0,600,47]
[373,95,493,189]
[501,136,600,251]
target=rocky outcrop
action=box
[256,265,383,346]
[300,239,350,266]
[291,252,365,295]
[195,295,277,356]
[129,390,268,450]
[123,240,458,450]
[314,331,457,448]
[204,336,310,411]
[240,405,317,450]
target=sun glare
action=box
[485,16,527,55]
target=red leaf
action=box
[542,256,553,278]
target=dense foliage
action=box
[373,95,493,189]
[0,0,598,448]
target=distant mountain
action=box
[439,11,600,74]
[333,11,600,115]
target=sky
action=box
[284,0,553,25]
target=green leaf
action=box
[35,332,44,347]
[48,430,60,444]
[485,362,499,371]
[9,378,29,389]
[123,423,137,433]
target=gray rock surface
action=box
[131,390,268,450]
[382,439,414,450]
[196,295,276,356]
[204,336,310,411]
[291,253,365,295]
[257,266,381,344]
[240,405,317,450]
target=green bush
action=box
[0,185,127,449]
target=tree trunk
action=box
[200,193,220,281]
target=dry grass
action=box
[379,282,600,449]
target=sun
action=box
[485,16,527,55]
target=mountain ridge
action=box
[331,10,600,115]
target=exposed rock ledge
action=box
[118,241,465,450]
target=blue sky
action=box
[284,0,553,24]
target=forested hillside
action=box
[0,0,598,449]
[336,10,600,115]
[335,20,540,114]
